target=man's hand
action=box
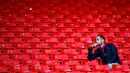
[91,43,99,47]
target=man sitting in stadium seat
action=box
[87,35,121,70]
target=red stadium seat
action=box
[44,49,61,54]
[74,65,92,71]
[63,38,78,42]
[63,49,80,55]
[23,60,41,66]
[0,66,9,73]
[2,60,20,66]
[54,65,71,71]
[72,54,87,59]
[19,33,35,37]
[25,49,43,54]
[36,32,53,37]
[17,43,34,49]
[34,54,53,60]
[53,32,68,37]
[64,60,82,65]
[6,49,24,54]
[54,54,71,60]
[0,33,17,37]
[45,37,60,42]
[35,43,52,49]
[53,43,69,49]
[12,66,30,72]
[112,64,130,72]
[14,55,32,60]
[45,60,61,65]
[70,42,86,49]
[94,65,110,71]
[32,65,51,72]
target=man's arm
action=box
[87,46,101,60]
[109,44,118,63]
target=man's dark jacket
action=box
[87,43,121,64]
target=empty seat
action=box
[79,37,92,43]
[14,55,32,60]
[35,43,52,49]
[9,38,25,43]
[17,43,33,49]
[0,38,8,43]
[66,71,85,73]
[63,38,78,42]
[94,65,110,71]
[34,54,53,60]
[81,49,88,54]
[70,33,84,37]
[0,55,11,60]
[112,64,130,72]
[54,54,71,60]
[45,60,61,65]
[72,54,87,59]
[54,65,71,72]
[76,27,91,32]
[92,28,106,33]
[53,32,68,37]
[0,33,17,37]
[34,22,51,27]
[19,33,35,37]
[12,66,30,72]
[27,27,43,32]
[63,49,80,55]
[2,60,20,66]
[32,65,51,72]
[0,43,15,49]
[122,60,130,65]
[64,60,82,65]
[74,65,92,71]
[44,49,61,54]
[85,60,99,65]
[60,28,74,32]
[70,42,86,49]
[44,27,59,32]
[25,49,43,54]
[23,60,41,66]
[0,66,9,73]
[53,43,69,49]
[26,38,41,43]
[45,37,60,42]
[6,49,24,54]
[36,33,52,37]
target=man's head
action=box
[96,35,105,46]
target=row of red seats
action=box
[1,0,129,3]
[0,37,129,43]
[1,59,130,65]
[0,60,99,66]
[0,28,129,33]
[1,14,130,19]
[0,54,129,60]
[0,42,129,49]
[1,59,130,66]
[1,18,130,23]
[0,24,130,30]
[0,48,129,54]
[0,47,130,54]
[1,5,129,11]
[0,64,130,73]
[0,8,130,14]
[0,22,129,27]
